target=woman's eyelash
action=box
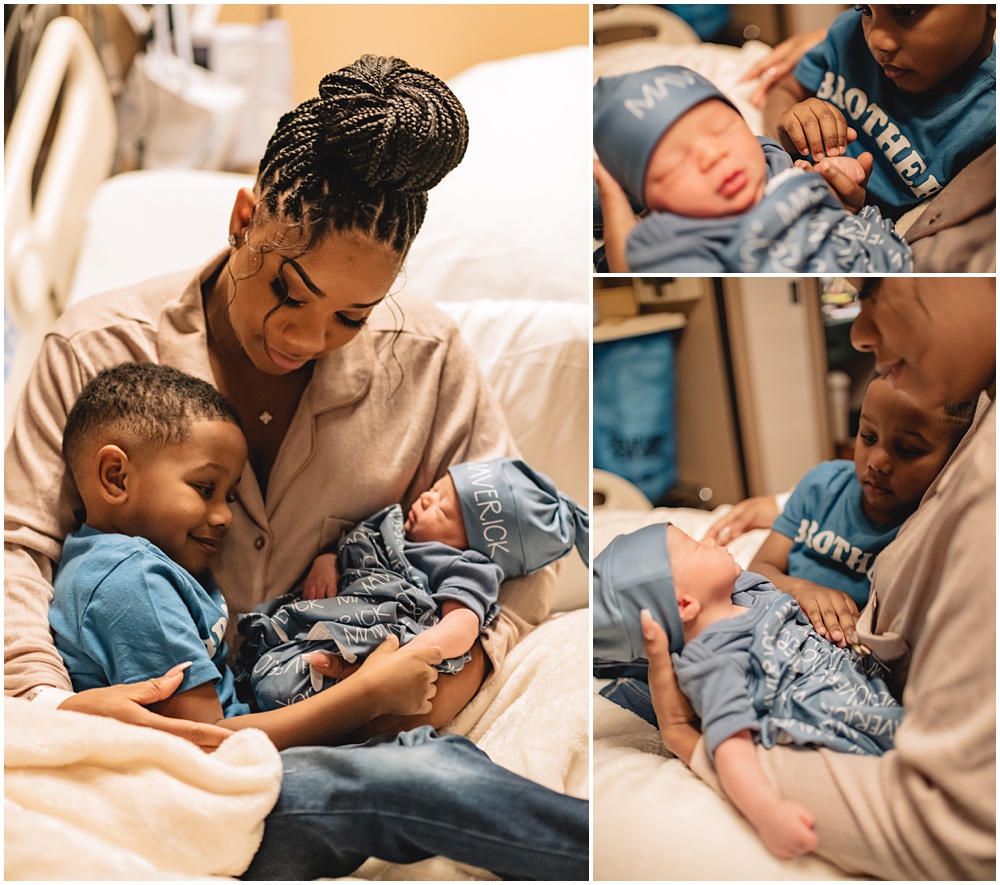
[270,276,305,307]
[336,313,368,330]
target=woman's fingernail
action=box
[640,609,657,639]
[166,661,193,677]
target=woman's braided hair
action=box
[254,55,469,256]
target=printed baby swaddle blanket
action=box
[236,505,500,711]
[676,577,903,757]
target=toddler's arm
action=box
[303,552,340,600]
[150,635,443,750]
[750,531,859,647]
[714,730,819,860]
[406,600,481,661]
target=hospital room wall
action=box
[595,278,834,508]
[217,4,590,101]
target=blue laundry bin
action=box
[593,330,678,504]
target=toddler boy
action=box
[592,64,912,273]
[750,373,976,645]
[765,4,996,220]
[593,522,905,860]
[237,457,590,711]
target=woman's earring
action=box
[228,234,238,247]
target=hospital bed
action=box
[4,17,590,880]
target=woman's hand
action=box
[594,159,639,272]
[353,635,442,718]
[787,581,860,647]
[641,610,699,764]
[58,663,233,751]
[303,552,340,600]
[776,98,855,161]
[757,797,820,860]
[704,496,779,546]
[740,30,827,108]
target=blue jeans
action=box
[242,726,589,880]
[594,658,657,727]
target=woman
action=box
[642,276,995,879]
[4,56,587,879]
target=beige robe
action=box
[4,252,554,697]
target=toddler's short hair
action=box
[62,363,241,475]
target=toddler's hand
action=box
[776,98,855,161]
[757,798,819,860]
[356,635,443,718]
[703,496,780,546]
[303,552,340,600]
[788,582,860,647]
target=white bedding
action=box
[593,506,853,881]
[4,608,588,881]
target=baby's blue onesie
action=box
[675,579,902,757]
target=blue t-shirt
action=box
[49,525,250,717]
[793,8,996,219]
[771,460,900,609]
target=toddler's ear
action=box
[96,445,130,504]
[676,594,702,624]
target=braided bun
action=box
[318,55,468,193]
[254,55,469,254]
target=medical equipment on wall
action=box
[116,5,245,170]
[115,5,292,172]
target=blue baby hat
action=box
[593,65,737,204]
[448,458,589,579]
[592,522,685,661]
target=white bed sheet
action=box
[593,506,853,881]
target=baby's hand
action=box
[756,798,819,860]
[794,153,872,214]
[356,636,443,718]
[303,552,340,600]
[776,98,855,161]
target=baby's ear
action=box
[96,445,130,504]
[676,594,701,624]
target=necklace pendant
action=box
[258,411,273,425]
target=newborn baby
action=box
[593,65,911,273]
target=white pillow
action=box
[403,47,593,305]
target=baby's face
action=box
[643,99,767,219]
[854,378,961,524]
[404,474,469,549]
[666,524,742,606]
[856,4,996,94]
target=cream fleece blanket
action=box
[4,698,282,880]
[4,609,590,881]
